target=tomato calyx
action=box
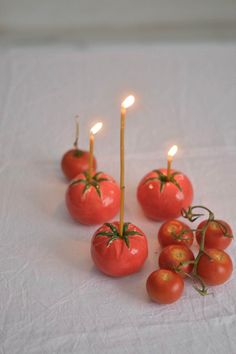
[170,229,193,242]
[144,170,182,192]
[95,222,143,248]
[73,149,84,158]
[70,171,109,198]
[181,205,215,223]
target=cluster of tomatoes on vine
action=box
[147,206,233,304]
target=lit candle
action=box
[167,145,178,180]
[89,122,103,180]
[73,115,80,149]
[120,95,135,235]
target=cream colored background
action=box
[0,0,236,43]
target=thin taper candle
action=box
[88,122,103,181]
[167,145,178,180]
[119,106,126,236]
[167,157,172,180]
[119,95,135,236]
[88,132,94,180]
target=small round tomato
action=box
[158,219,194,247]
[91,221,148,277]
[137,168,193,221]
[61,149,97,180]
[159,244,195,276]
[197,248,233,286]
[66,171,120,225]
[196,219,233,250]
[146,269,184,304]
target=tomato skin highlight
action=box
[91,222,148,277]
[197,248,233,286]
[61,149,97,180]
[66,172,120,225]
[158,219,194,247]
[158,244,195,276]
[196,220,233,250]
[137,168,193,221]
[146,269,184,304]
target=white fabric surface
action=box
[0,43,236,354]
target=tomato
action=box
[158,244,195,276]
[146,269,184,304]
[197,248,233,286]
[61,149,97,180]
[158,219,194,247]
[66,171,120,225]
[91,221,148,277]
[137,168,193,221]
[196,219,233,250]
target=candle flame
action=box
[90,122,103,135]
[121,95,135,109]
[168,145,178,158]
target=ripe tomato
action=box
[146,269,184,304]
[137,168,193,221]
[158,244,195,276]
[61,149,97,180]
[197,248,233,285]
[66,171,120,225]
[196,219,233,250]
[158,219,194,247]
[91,221,148,277]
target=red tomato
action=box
[91,221,148,277]
[61,149,97,180]
[137,168,193,221]
[197,248,233,286]
[158,244,195,276]
[196,219,233,250]
[146,269,184,304]
[66,171,120,225]
[158,219,194,247]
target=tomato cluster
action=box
[146,215,233,304]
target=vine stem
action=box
[74,115,79,149]
[180,205,216,295]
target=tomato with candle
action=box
[158,244,195,276]
[197,248,233,285]
[158,219,194,247]
[61,149,96,180]
[196,219,233,250]
[137,168,193,221]
[90,95,148,276]
[91,221,148,276]
[146,269,184,304]
[137,145,193,221]
[66,171,120,225]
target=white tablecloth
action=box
[0,43,236,354]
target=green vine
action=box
[174,205,234,295]
[95,222,143,248]
[70,171,109,198]
[144,170,182,192]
